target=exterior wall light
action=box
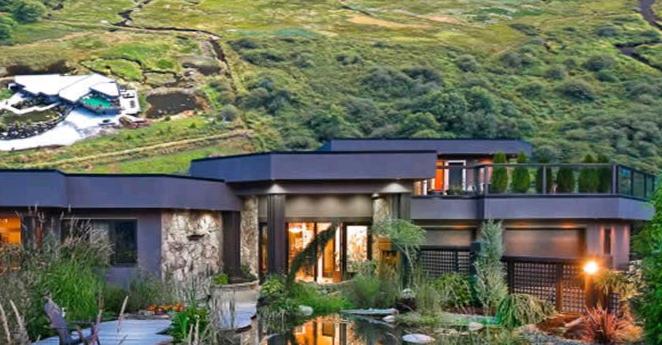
[583,260,599,275]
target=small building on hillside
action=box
[10,73,140,115]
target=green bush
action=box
[433,273,472,309]
[578,154,599,193]
[558,79,597,101]
[0,15,15,41]
[545,65,567,80]
[491,152,509,193]
[583,54,615,72]
[474,220,508,315]
[511,152,531,193]
[260,275,287,302]
[126,273,176,312]
[634,188,662,344]
[517,81,544,98]
[170,306,209,342]
[496,293,553,329]
[456,54,480,72]
[289,283,351,314]
[12,0,46,23]
[102,284,128,315]
[556,167,576,193]
[212,273,229,285]
[219,104,239,122]
[343,263,399,309]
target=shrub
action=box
[289,283,351,314]
[126,273,176,312]
[556,167,576,193]
[595,269,640,320]
[501,51,524,69]
[496,293,553,329]
[456,54,480,72]
[558,79,597,101]
[343,268,399,309]
[0,15,15,41]
[432,273,472,309]
[511,152,531,193]
[634,188,662,344]
[491,152,509,193]
[412,271,441,314]
[517,81,544,98]
[545,65,567,80]
[583,54,615,72]
[574,307,641,345]
[596,25,620,37]
[102,284,128,315]
[260,275,287,303]
[219,104,239,122]
[12,0,46,23]
[212,273,229,285]
[510,23,538,36]
[474,220,508,315]
[578,154,599,193]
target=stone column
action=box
[240,196,259,276]
[161,210,223,284]
[372,194,393,261]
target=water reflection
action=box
[262,316,401,345]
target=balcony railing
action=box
[414,163,657,200]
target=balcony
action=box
[411,163,656,221]
[414,163,656,200]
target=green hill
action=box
[1,0,662,173]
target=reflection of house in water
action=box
[10,73,140,115]
[282,316,399,345]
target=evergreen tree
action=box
[556,166,576,193]
[578,154,599,193]
[511,152,531,193]
[474,220,508,315]
[596,154,612,193]
[491,152,508,193]
[12,0,47,23]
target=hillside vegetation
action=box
[1,0,662,172]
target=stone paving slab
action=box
[34,319,172,345]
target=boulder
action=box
[468,322,484,332]
[403,334,435,344]
[298,305,313,316]
[383,315,396,323]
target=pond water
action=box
[146,92,200,118]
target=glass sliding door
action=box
[345,225,369,275]
[288,222,316,282]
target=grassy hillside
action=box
[1,0,662,173]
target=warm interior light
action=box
[583,260,599,275]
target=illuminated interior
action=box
[0,216,21,245]
[287,222,369,283]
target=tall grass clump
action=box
[343,261,400,309]
[372,219,425,286]
[0,217,112,339]
[495,293,553,329]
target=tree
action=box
[634,187,662,344]
[0,15,15,41]
[474,220,508,315]
[372,219,425,287]
[556,166,576,193]
[511,152,531,193]
[578,154,599,193]
[219,104,239,122]
[12,0,47,23]
[491,152,508,193]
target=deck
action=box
[34,319,172,345]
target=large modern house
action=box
[0,139,655,310]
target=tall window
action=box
[604,227,612,255]
[0,216,21,246]
[61,219,137,265]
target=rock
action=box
[298,305,313,316]
[383,315,396,323]
[403,334,435,344]
[468,322,484,332]
[401,288,415,299]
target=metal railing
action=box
[414,163,657,200]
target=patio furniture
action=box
[44,298,100,345]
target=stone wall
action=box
[240,196,259,275]
[372,195,394,261]
[161,210,223,284]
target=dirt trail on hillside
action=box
[615,0,662,71]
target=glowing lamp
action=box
[583,260,599,275]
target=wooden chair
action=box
[44,298,101,345]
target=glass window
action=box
[346,225,368,274]
[604,227,612,255]
[61,219,137,265]
[0,216,21,246]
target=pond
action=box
[146,92,201,118]
[222,314,504,345]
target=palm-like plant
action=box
[372,219,425,287]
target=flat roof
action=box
[319,138,533,156]
[0,170,240,211]
[190,151,438,182]
[14,73,119,103]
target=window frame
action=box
[60,218,138,267]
